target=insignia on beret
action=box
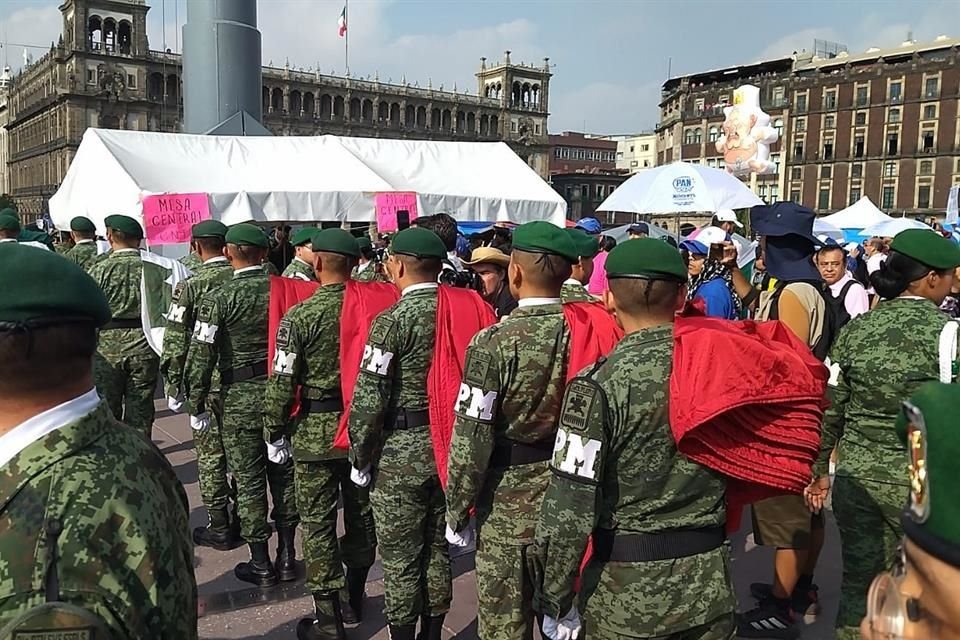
[276,319,292,348]
[560,378,599,434]
[464,349,492,387]
[367,315,394,346]
[904,401,930,523]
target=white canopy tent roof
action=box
[49,129,566,232]
[819,196,892,231]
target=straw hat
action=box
[463,246,510,268]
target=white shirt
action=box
[0,388,101,469]
[75,239,95,245]
[233,265,262,276]
[402,282,439,297]
[517,297,561,308]
[113,248,140,255]
[829,272,870,320]
[203,256,229,265]
[563,278,585,289]
[866,253,886,275]
[357,261,371,274]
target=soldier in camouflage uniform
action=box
[560,229,599,303]
[63,216,98,270]
[265,229,378,640]
[87,215,159,435]
[184,223,300,588]
[353,236,387,283]
[536,238,735,640]
[0,244,197,639]
[282,228,318,281]
[159,220,242,551]
[445,222,581,640]
[348,227,451,640]
[807,229,960,640]
[180,250,203,271]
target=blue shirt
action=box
[695,278,736,319]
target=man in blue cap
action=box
[575,216,602,236]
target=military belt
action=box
[386,408,430,430]
[299,396,344,415]
[489,438,554,468]
[102,318,142,330]
[593,526,725,563]
[220,361,269,385]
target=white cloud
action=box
[0,4,62,71]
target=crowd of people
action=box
[0,203,959,640]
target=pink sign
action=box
[375,192,419,232]
[142,193,212,245]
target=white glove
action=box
[190,413,210,434]
[167,395,185,413]
[350,465,371,487]
[445,524,474,548]
[265,438,291,465]
[542,606,581,640]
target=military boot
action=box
[234,541,278,588]
[387,624,417,640]
[340,566,370,624]
[275,526,298,582]
[416,614,445,640]
[192,507,244,551]
[297,593,346,640]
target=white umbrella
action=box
[596,161,763,215]
[813,219,845,243]
[861,218,932,238]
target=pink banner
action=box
[142,193,212,246]
[375,192,418,232]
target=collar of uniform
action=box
[357,261,371,273]
[75,239,95,245]
[112,248,140,255]
[517,297,561,308]
[293,256,311,267]
[621,322,673,345]
[563,278,584,288]
[233,265,263,277]
[0,388,100,470]
[203,256,229,265]
[0,238,16,243]
[402,282,439,297]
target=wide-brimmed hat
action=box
[463,246,510,268]
[750,202,818,245]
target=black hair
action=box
[870,251,944,299]
[73,229,96,240]
[600,236,617,252]
[416,213,457,252]
[0,323,97,395]
[397,254,442,279]
[512,249,572,289]
[609,278,682,316]
[196,237,226,255]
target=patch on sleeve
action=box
[360,344,394,376]
[276,319,292,348]
[559,379,598,434]
[454,383,498,422]
[171,280,187,303]
[367,315,395,346]
[463,348,493,387]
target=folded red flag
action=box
[268,276,319,419]
[562,300,624,382]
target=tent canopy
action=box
[49,129,566,232]
[819,196,892,231]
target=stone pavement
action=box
[153,402,842,639]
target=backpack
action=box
[767,280,854,361]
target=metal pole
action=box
[345,0,350,76]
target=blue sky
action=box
[1,0,957,134]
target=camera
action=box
[439,263,484,294]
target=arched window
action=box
[456,111,465,132]
[289,90,302,115]
[333,96,345,119]
[479,114,490,136]
[684,128,696,144]
[103,18,117,53]
[405,104,415,127]
[320,94,333,118]
[362,99,373,122]
[88,16,103,51]
[262,86,270,112]
[148,73,164,101]
[416,106,427,128]
[349,98,361,121]
[270,88,283,112]
[378,102,389,122]
[466,112,476,133]
[694,128,703,144]
[117,21,132,54]
[430,108,440,129]
[390,103,401,126]
[490,115,499,135]
[441,109,452,131]
[302,92,314,117]
[166,74,179,103]
[708,126,720,143]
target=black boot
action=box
[297,593,346,640]
[192,507,244,551]
[387,624,417,640]
[416,614,444,640]
[275,526,298,582]
[227,494,242,542]
[234,541,278,588]
[340,566,369,624]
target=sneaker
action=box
[749,581,820,617]
[736,601,800,639]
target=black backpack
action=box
[767,280,855,361]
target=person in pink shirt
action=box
[816,242,870,319]
[587,235,616,295]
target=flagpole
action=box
[344,0,350,76]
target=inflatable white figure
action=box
[715,84,779,176]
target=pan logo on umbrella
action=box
[673,176,694,193]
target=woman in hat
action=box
[679,226,740,320]
[463,246,516,318]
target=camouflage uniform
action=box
[159,256,236,525]
[184,265,299,545]
[282,257,317,281]
[180,252,203,271]
[63,240,98,270]
[0,400,198,638]
[263,261,281,276]
[263,282,376,607]
[561,280,596,303]
[536,325,735,640]
[88,248,160,435]
[348,284,451,627]
[817,297,955,639]
[446,300,571,639]
[353,262,388,283]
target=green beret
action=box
[192,219,228,239]
[390,227,446,260]
[311,228,360,258]
[225,223,269,248]
[890,229,960,270]
[291,228,316,247]
[0,214,20,232]
[896,382,960,567]
[566,228,600,260]
[606,238,687,282]
[0,207,18,219]
[104,214,143,239]
[69,216,97,233]
[512,221,578,263]
[357,236,373,252]
[0,244,111,327]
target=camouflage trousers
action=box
[369,469,451,625]
[637,615,735,640]
[294,458,377,594]
[833,475,906,640]
[475,536,540,640]
[195,393,235,513]
[94,330,159,435]
[220,382,299,543]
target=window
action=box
[882,186,895,209]
[855,111,867,126]
[790,190,801,203]
[922,129,935,152]
[889,81,902,102]
[920,160,933,175]
[641,143,649,152]
[854,135,865,158]
[791,167,802,180]
[888,108,900,123]
[596,184,605,199]
[884,161,897,177]
[824,115,835,129]
[924,77,939,99]
[918,185,931,209]
[793,141,804,160]
[796,94,807,112]
[774,118,783,137]
[535,124,541,135]
[684,128,696,144]
[127,73,137,89]
[818,188,830,210]
[887,133,899,156]
[850,187,861,204]
[629,145,635,152]
[708,126,720,143]
[795,118,806,132]
[695,98,704,113]
[86,68,95,85]
[924,104,937,120]
[772,86,785,105]
[694,128,703,144]
[772,154,780,173]
[856,85,869,106]
[852,163,863,178]
[511,121,518,133]
[824,90,837,109]
[823,141,834,160]
[770,185,780,200]
[555,148,562,158]
[821,165,832,179]
[630,160,638,167]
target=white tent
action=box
[49,129,566,232]
[819,196,892,231]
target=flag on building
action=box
[338,6,347,37]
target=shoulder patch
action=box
[464,349,493,386]
[367,315,395,345]
[197,298,215,321]
[172,280,187,303]
[276,318,292,348]
[559,378,600,434]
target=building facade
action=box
[6,0,552,219]
[607,132,657,173]
[548,131,618,174]
[0,66,11,195]
[657,37,960,216]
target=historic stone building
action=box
[6,0,552,219]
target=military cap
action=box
[0,244,111,327]
[0,207,18,219]
[225,223,269,248]
[357,236,373,252]
[890,229,960,270]
[606,238,687,282]
[311,228,360,258]
[566,228,601,260]
[389,227,446,259]
[0,213,21,232]
[192,219,228,239]
[896,382,960,567]
[512,221,579,263]
[70,216,96,233]
[290,228,315,247]
[104,214,144,238]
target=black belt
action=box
[220,361,268,385]
[489,438,554,468]
[592,527,725,563]
[300,396,344,415]
[386,408,430,430]
[103,318,142,330]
